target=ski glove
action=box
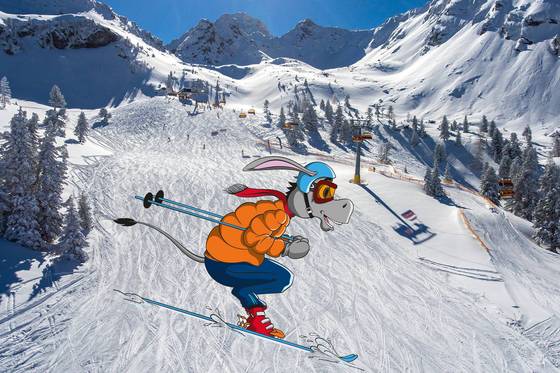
[244,209,290,257]
[282,236,310,259]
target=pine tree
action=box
[43,108,67,137]
[456,130,462,145]
[552,135,560,157]
[473,136,485,172]
[480,115,489,133]
[99,108,112,126]
[462,115,469,133]
[386,105,394,124]
[36,131,67,243]
[331,105,344,142]
[510,156,522,182]
[301,99,319,133]
[319,99,325,111]
[512,145,539,220]
[444,162,451,182]
[434,142,446,170]
[533,158,560,251]
[263,99,272,124]
[74,112,89,143]
[431,168,445,197]
[412,116,419,132]
[1,109,43,249]
[78,192,93,234]
[57,197,89,262]
[28,112,40,153]
[277,106,286,128]
[522,125,532,144]
[491,128,504,163]
[498,153,512,178]
[214,81,221,107]
[423,167,433,195]
[410,128,420,146]
[166,71,175,93]
[480,165,500,205]
[418,119,426,137]
[439,115,450,141]
[450,120,458,132]
[340,119,354,144]
[378,142,390,164]
[0,76,11,109]
[49,85,66,109]
[366,107,373,127]
[324,100,333,124]
[488,120,497,138]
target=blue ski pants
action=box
[204,258,293,308]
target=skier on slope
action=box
[204,156,354,338]
[117,156,354,339]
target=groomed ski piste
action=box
[1,97,560,372]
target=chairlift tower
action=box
[351,120,373,184]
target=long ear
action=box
[243,156,315,176]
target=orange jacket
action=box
[205,200,290,266]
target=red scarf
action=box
[231,186,295,217]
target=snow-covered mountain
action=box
[167,13,373,69]
[0,0,170,107]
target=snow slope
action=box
[1,97,558,372]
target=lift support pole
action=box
[353,140,362,184]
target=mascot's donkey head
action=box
[226,156,354,232]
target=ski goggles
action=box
[312,179,337,204]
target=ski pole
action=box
[133,195,295,242]
[159,197,223,219]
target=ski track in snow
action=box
[0,98,558,372]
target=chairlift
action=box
[498,178,514,199]
[361,132,373,140]
[352,135,364,143]
[248,108,256,115]
[239,112,247,118]
[283,121,298,129]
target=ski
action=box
[114,290,358,363]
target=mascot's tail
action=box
[113,218,205,263]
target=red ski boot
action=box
[238,306,285,339]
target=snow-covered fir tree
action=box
[480,164,500,205]
[412,115,419,132]
[263,99,272,125]
[0,76,11,109]
[509,156,522,182]
[339,119,354,144]
[366,107,373,127]
[450,120,458,132]
[552,135,560,157]
[28,112,40,152]
[36,129,68,243]
[418,119,426,137]
[319,99,325,111]
[488,120,497,138]
[522,125,532,144]
[43,108,67,137]
[78,192,93,234]
[301,99,319,133]
[324,100,333,124]
[57,197,89,262]
[456,130,462,145]
[462,115,469,133]
[1,109,43,249]
[213,81,221,107]
[424,167,444,197]
[49,85,67,109]
[433,142,446,170]
[532,157,560,252]
[277,106,286,128]
[498,153,512,178]
[491,128,504,163]
[480,115,489,133]
[166,71,175,93]
[331,105,344,142]
[74,112,89,144]
[444,162,452,182]
[423,167,433,195]
[99,108,112,126]
[512,144,539,220]
[410,128,420,146]
[504,132,522,160]
[439,115,450,141]
[386,105,395,125]
[378,142,391,164]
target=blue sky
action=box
[103,0,427,43]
